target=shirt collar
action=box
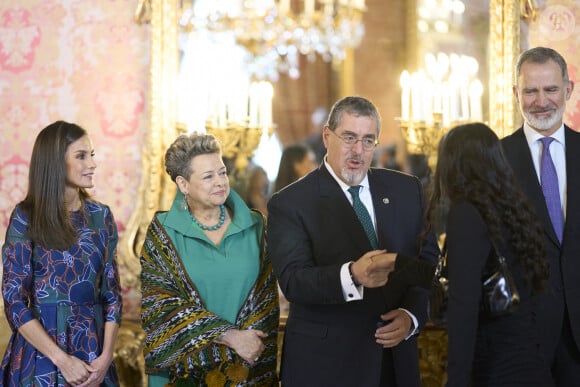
[523,122,565,147]
[163,189,256,238]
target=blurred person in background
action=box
[273,144,317,193]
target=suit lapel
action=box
[318,165,372,252]
[369,169,397,249]
[563,125,580,245]
[507,129,560,246]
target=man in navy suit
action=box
[502,46,580,386]
[267,96,438,386]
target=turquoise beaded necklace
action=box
[189,204,226,231]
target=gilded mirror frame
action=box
[119,0,523,289]
[113,0,523,382]
[122,0,520,234]
[489,0,521,138]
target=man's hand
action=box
[374,309,412,348]
[350,250,396,288]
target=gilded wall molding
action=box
[114,0,179,385]
[118,0,179,306]
[489,0,521,138]
[113,1,522,385]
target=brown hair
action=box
[326,96,382,134]
[21,120,90,250]
[164,132,222,182]
[274,144,312,192]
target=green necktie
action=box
[348,185,379,249]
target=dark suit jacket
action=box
[267,165,439,387]
[502,126,580,359]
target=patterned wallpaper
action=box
[0,1,149,352]
[526,1,580,129]
[0,0,150,243]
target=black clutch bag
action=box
[429,240,520,326]
[480,252,520,316]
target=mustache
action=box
[529,106,555,114]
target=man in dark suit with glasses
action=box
[267,96,438,387]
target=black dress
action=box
[445,201,553,387]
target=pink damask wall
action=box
[525,1,580,129]
[0,1,149,240]
[0,0,149,350]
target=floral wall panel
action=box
[0,0,149,353]
[525,1,580,130]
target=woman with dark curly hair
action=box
[427,123,552,387]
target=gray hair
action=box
[515,46,569,82]
[325,96,381,134]
[165,132,222,181]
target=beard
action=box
[523,104,565,132]
[340,167,366,185]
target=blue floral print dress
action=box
[0,200,122,386]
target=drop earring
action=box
[182,192,189,211]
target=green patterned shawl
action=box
[140,212,279,386]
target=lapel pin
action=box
[382,198,390,204]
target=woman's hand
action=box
[56,354,94,386]
[218,329,268,365]
[76,353,112,387]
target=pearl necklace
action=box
[189,204,226,231]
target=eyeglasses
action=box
[329,130,378,150]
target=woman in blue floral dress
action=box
[1,121,122,386]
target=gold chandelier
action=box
[399,52,483,171]
[136,0,366,171]
[179,0,367,81]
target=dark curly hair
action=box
[427,123,548,292]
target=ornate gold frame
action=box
[124,0,523,245]
[489,0,521,138]
[113,1,523,385]
[113,1,180,385]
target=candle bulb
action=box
[249,82,259,128]
[264,81,274,129]
[423,79,433,123]
[304,0,315,16]
[400,70,411,121]
[442,83,451,127]
[469,79,483,122]
[279,0,290,14]
[460,83,469,120]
